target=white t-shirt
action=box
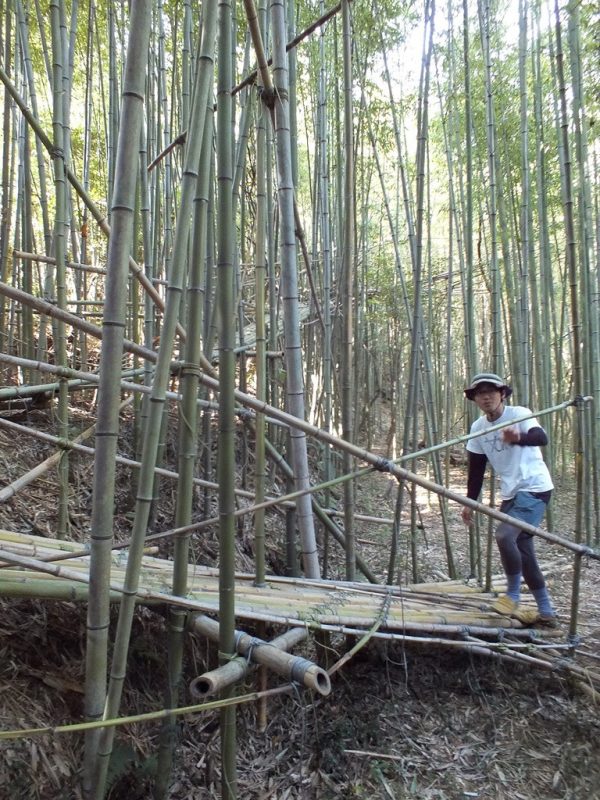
[466,405,554,500]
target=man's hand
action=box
[461,506,473,526]
[501,425,520,444]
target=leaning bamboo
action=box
[157,12,219,791]
[84,3,152,794]
[0,408,118,502]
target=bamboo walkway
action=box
[2,529,600,695]
[0,529,564,636]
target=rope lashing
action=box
[290,656,317,685]
[373,457,395,474]
[179,362,203,378]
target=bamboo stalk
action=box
[13,249,107,275]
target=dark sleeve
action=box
[518,426,548,447]
[466,451,488,500]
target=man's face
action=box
[472,383,503,414]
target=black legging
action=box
[495,500,547,591]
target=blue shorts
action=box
[499,490,550,532]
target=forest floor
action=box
[0,399,599,800]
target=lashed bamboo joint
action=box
[189,616,330,697]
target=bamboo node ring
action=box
[180,362,202,378]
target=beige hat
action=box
[464,372,512,401]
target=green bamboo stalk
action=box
[268,0,319,579]
[340,0,354,581]
[156,9,218,792]
[518,0,530,404]
[253,0,269,587]
[82,2,152,796]
[567,0,596,544]
[0,2,14,345]
[553,0,584,543]
[49,0,71,539]
[478,0,503,375]
[217,0,238,792]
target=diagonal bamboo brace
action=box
[188,615,330,697]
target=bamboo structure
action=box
[0,0,599,797]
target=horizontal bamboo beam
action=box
[13,250,107,275]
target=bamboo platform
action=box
[3,529,600,696]
[0,529,563,637]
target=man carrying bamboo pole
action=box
[461,373,558,627]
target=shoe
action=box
[537,613,560,628]
[514,608,540,625]
[491,594,518,616]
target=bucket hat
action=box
[464,372,512,401]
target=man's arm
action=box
[462,451,487,525]
[502,425,548,446]
[517,426,548,446]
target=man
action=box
[462,372,557,626]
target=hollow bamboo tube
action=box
[189,621,309,698]
[188,615,330,696]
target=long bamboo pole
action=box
[82,2,152,795]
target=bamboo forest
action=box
[0,0,599,797]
